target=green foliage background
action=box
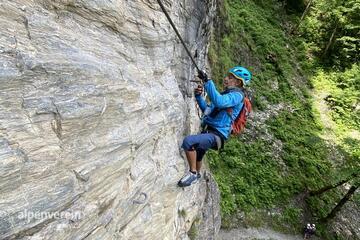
[207,0,359,238]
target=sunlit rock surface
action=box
[0,0,220,239]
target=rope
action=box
[156,0,201,73]
[157,0,204,120]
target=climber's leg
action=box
[178,133,217,187]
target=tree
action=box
[307,153,359,222]
[301,0,360,69]
[293,0,313,33]
[309,172,359,196]
[320,184,359,223]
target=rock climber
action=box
[178,66,252,187]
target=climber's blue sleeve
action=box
[204,80,243,108]
[195,95,207,112]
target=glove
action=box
[194,84,203,96]
[197,70,209,82]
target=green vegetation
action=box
[300,0,359,69]
[312,66,360,130]
[188,217,200,240]
[178,209,187,218]
[188,223,197,240]
[311,65,360,169]
[208,0,359,238]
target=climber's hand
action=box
[197,70,208,83]
[194,84,203,96]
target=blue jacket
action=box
[195,80,244,140]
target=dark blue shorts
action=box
[181,133,218,161]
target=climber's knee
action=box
[182,135,197,151]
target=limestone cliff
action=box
[0,0,220,239]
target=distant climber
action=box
[304,223,316,239]
[178,66,252,187]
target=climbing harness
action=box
[156,0,201,72]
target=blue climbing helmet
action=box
[228,66,252,86]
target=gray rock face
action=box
[332,200,360,240]
[0,0,219,239]
[196,171,221,240]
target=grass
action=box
[207,0,358,238]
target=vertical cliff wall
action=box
[0,0,220,239]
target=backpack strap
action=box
[225,88,245,118]
[208,88,244,118]
[203,88,245,139]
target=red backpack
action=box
[226,90,252,135]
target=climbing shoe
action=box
[178,171,198,187]
[197,172,201,180]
